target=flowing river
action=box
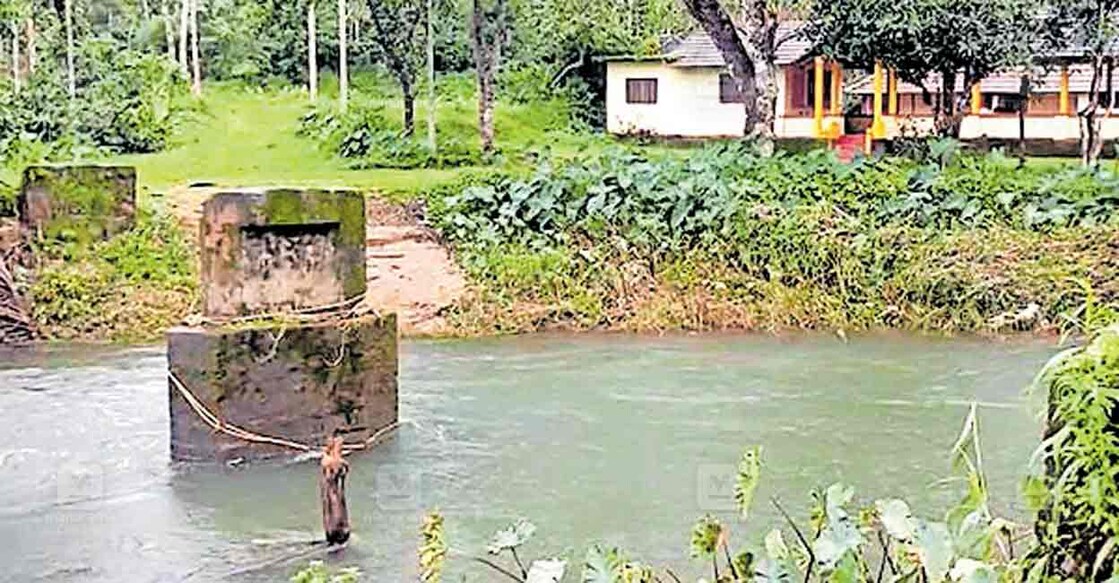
[0,333,1056,581]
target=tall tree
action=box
[811,0,1035,137]
[162,0,175,64]
[425,0,434,149]
[1043,0,1119,166]
[64,0,74,100]
[308,0,318,101]
[678,0,804,140]
[189,0,201,95]
[470,0,507,155]
[177,0,188,75]
[338,0,348,110]
[11,22,18,92]
[364,0,424,134]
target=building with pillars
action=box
[603,27,1119,148]
[602,24,845,139]
[850,65,1119,145]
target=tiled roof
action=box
[848,66,1106,95]
[664,22,812,67]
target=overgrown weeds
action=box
[28,210,198,342]
[427,144,1119,336]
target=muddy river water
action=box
[0,333,1056,581]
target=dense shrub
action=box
[29,210,198,342]
[0,39,184,159]
[298,100,482,169]
[1029,324,1119,579]
[427,144,1119,335]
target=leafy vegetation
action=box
[428,143,1119,335]
[27,209,197,342]
[1027,324,1119,579]
[290,560,361,583]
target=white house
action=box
[603,27,1119,147]
[603,24,845,140]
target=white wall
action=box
[606,62,745,137]
[887,114,1119,141]
[606,62,836,139]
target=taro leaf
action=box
[691,515,724,558]
[813,521,862,572]
[829,552,860,583]
[914,521,954,583]
[526,559,566,583]
[755,557,795,583]
[949,558,997,583]
[953,510,992,560]
[735,446,763,519]
[733,551,755,580]
[581,544,614,583]
[875,498,917,541]
[765,529,790,561]
[670,195,692,230]
[813,484,863,573]
[487,518,537,555]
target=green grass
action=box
[97,78,616,197]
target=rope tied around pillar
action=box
[168,370,400,457]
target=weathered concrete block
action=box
[200,189,366,318]
[18,165,136,245]
[167,313,398,463]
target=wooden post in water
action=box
[320,436,351,545]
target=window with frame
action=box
[626,78,658,104]
[719,73,744,103]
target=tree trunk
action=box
[1081,56,1107,167]
[64,0,75,101]
[470,0,505,156]
[402,80,416,136]
[337,0,348,111]
[425,0,436,150]
[25,17,35,74]
[10,24,19,93]
[189,0,201,96]
[679,0,760,137]
[162,0,175,64]
[178,0,189,75]
[1018,75,1028,167]
[935,70,967,138]
[308,0,318,101]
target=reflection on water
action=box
[0,333,1054,581]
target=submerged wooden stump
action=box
[320,436,351,545]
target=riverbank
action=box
[6,173,1117,343]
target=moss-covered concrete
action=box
[199,189,366,317]
[167,313,398,462]
[18,165,137,247]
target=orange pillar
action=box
[887,68,898,115]
[814,56,825,138]
[970,83,982,115]
[830,61,843,115]
[1059,65,1071,115]
[871,61,885,139]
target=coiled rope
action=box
[169,370,400,457]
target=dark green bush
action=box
[298,100,482,169]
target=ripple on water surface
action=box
[0,333,1053,581]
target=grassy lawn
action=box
[99,78,618,197]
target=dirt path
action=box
[165,186,465,336]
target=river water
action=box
[0,333,1055,582]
